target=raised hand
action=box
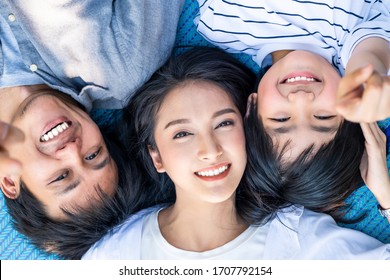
[336,65,390,123]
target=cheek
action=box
[227,130,246,158]
[257,89,284,118]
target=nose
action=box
[287,89,315,102]
[55,138,83,164]
[197,133,223,161]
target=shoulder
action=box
[290,206,390,259]
[269,205,390,259]
[82,205,162,259]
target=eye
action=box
[85,147,101,161]
[51,170,69,183]
[173,131,192,139]
[269,117,290,122]
[216,120,234,128]
[314,115,336,120]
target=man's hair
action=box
[246,101,366,221]
[4,129,163,259]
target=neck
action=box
[271,50,293,63]
[158,198,248,252]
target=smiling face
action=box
[1,88,117,219]
[149,81,247,205]
[256,50,343,161]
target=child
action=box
[196,0,389,157]
[82,47,390,259]
[196,0,390,219]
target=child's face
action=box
[256,50,344,161]
[149,81,246,204]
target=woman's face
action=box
[149,81,247,204]
[256,50,343,161]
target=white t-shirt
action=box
[140,207,269,259]
[82,205,390,260]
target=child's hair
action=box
[123,47,286,225]
[246,99,366,221]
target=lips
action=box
[37,119,79,156]
[281,72,321,84]
[40,121,71,142]
[40,117,71,142]
[195,163,231,181]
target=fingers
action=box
[337,68,390,122]
[337,64,374,100]
[360,122,386,145]
[359,74,383,121]
[377,76,390,120]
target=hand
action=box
[359,122,390,214]
[0,121,21,177]
[336,65,390,123]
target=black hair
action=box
[3,88,166,259]
[4,128,163,259]
[246,99,365,221]
[280,121,365,220]
[123,47,284,225]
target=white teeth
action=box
[285,76,315,83]
[52,128,59,136]
[196,165,229,177]
[40,122,70,142]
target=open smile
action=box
[281,72,321,84]
[195,163,231,181]
[40,121,72,142]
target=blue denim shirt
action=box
[0,0,184,111]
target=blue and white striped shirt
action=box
[196,0,390,74]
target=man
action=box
[0,0,184,258]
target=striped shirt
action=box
[196,0,390,74]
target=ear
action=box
[0,176,20,199]
[148,146,166,173]
[246,93,258,118]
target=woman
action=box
[83,47,390,259]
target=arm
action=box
[336,37,390,122]
[359,122,390,223]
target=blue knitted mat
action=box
[0,0,389,260]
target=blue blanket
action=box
[0,0,389,260]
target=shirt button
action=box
[8,13,16,22]
[29,64,38,72]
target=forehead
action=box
[159,81,234,114]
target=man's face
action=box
[2,91,118,219]
[256,50,344,161]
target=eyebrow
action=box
[57,157,110,195]
[91,156,111,170]
[164,108,237,129]
[272,125,339,134]
[61,180,81,195]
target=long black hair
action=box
[123,47,285,225]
